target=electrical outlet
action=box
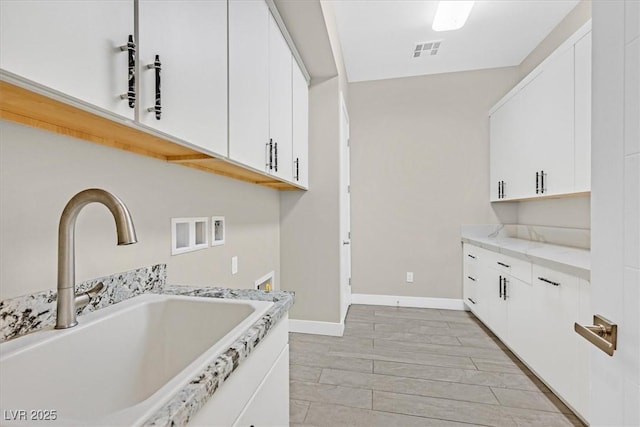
[406,272,414,283]
[231,256,238,275]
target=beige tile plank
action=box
[303,402,481,427]
[318,368,499,405]
[290,381,372,409]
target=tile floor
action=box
[289,304,584,427]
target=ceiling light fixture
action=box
[432,1,475,32]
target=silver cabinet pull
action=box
[467,276,476,281]
[342,241,350,245]
[497,261,510,268]
[575,315,617,356]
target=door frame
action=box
[339,91,352,323]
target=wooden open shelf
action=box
[0,80,302,190]
[491,191,590,203]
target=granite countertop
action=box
[461,224,591,280]
[0,265,295,426]
[143,284,294,426]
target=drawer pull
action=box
[497,261,510,268]
[467,254,476,259]
[467,298,476,305]
[538,276,560,286]
[467,276,476,282]
[499,275,503,298]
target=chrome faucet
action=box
[56,189,137,329]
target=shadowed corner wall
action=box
[348,67,520,299]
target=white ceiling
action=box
[333,0,580,82]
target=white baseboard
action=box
[289,319,345,336]
[350,293,465,311]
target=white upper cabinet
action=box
[1,0,309,190]
[489,23,591,201]
[268,14,293,182]
[524,46,575,197]
[292,59,309,188]
[490,87,530,201]
[228,0,270,172]
[0,0,135,119]
[574,32,592,192]
[138,0,227,157]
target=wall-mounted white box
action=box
[255,271,275,291]
[171,217,209,255]
[211,216,225,246]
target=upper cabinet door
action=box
[138,0,227,157]
[228,0,270,172]
[0,0,134,119]
[490,86,530,201]
[574,32,592,193]
[268,14,293,182]
[523,46,575,197]
[292,60,309,188]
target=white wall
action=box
[348,67,520,300]
[0,120,280,300]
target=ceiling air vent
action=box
[413,40,442,58]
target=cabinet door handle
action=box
[536,171,539,194]
[146,55,162,120]
[499,275,503,298]
[540,170,545,194]
[119,35,136,108]
[501,181,505,198]
[274,142,278,172]
[295,157,300,181]
[497,261,510,268]
[467,254,476,259]
[537,276,560,286]
[467,298,476,305]
[467,276,476,281]
[498,181,502,199]
[267,139,273,170]
[503,277,507,300]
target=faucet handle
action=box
[74,282,105,309]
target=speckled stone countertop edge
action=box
[142,285,295,427]
[0,264,166,342]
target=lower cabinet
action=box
[189,315,289,426]
[234,346,289,426]
[462,243,590,423]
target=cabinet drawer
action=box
[532,264,577,289]
[463,243,495,265]
[493,253,531,283]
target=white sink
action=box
[0,293,273,426]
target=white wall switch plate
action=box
[406,272,414,283]
[232,256,238,275]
